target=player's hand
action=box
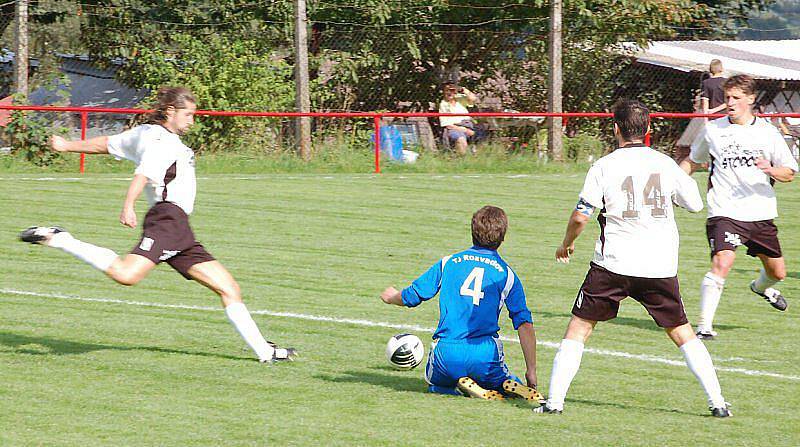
[120,206,137,228]
[50,135,69,152]
[555,244,574,263]
[525,371,538,390]
[380,286,401,305]
[756,157,773,175]
[463,127,475,137]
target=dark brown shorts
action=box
[706,216,782,258]
[571,263,688,328]
[130,202,215,279]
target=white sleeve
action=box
[134,145,175,183]
[672,164,704,213]
[769,131,799,172]
[107,127,143,162]
[689,125,711,163]
[578,163,604,208]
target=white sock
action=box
[697,272,724,333]
[752,268,779,293]
[224,302,275,362]
[546,338,584,411]
[680,338,725,408]
[47,232,118,272]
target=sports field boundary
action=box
[2,288,797,382]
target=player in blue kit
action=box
[380,206,541,401]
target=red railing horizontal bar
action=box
[3,104,800,119]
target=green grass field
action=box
[1,171,798,446]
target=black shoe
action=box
[710,403,732,418]
[19,226,65,244]
[696,330,718,340]
[532,403,562,414]
[750,281,787,311]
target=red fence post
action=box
[374,115,381,174]
[80,111,88,174]
[644,131,651,147]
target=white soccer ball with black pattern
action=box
[385,333,425,370]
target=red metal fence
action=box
[3,104,799,174]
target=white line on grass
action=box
[0,174,554,182]
[3,288,797,381]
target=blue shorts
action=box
[424,336,521,395]
[447,129,468,142]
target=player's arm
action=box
[119,174,148,228]
[50,135,109,154]
[758,134,799,183]
[380,287,404,306]
[556,198,593,263]
[673,168,704,213]
[683,127,711,175]
[678,158,701,175]
[504,275,537,387]
[517,322,537,388]
[756,160,795,183]
[381,259,444,307]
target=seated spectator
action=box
[439,82,480,155]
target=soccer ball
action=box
[385,333,425,370]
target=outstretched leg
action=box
[20,226,156,286]
[188,260,295,363]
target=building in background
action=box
[0,51,148,138]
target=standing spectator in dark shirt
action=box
[701,60,727,117]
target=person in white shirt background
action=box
[681,74,798,340]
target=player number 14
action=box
[621,173,667,219]
[460,267,486,305]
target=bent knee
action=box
[218,281,242,302]
[711,252,736,275]
[771,269,787,281]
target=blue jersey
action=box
[401,246,532,340]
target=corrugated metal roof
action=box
[0,52,149,107]
[634,40,800,80]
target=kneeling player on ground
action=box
[19,86,295,364]
[537,99,730,417]
[380,206,541,402]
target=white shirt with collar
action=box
[691,116,798,222]
[108,124,197,215]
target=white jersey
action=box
[690,117,799,222]
[579,146,703,278]
[108,124,197,215]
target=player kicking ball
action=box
[19,86,295,364]
[380,206,542,403]
[536,100,730,417]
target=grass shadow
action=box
[315,367,429,394]
[0,331,251,362]
[730,267,800,279]
[536,310,746,332]
[567,397,707,417]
